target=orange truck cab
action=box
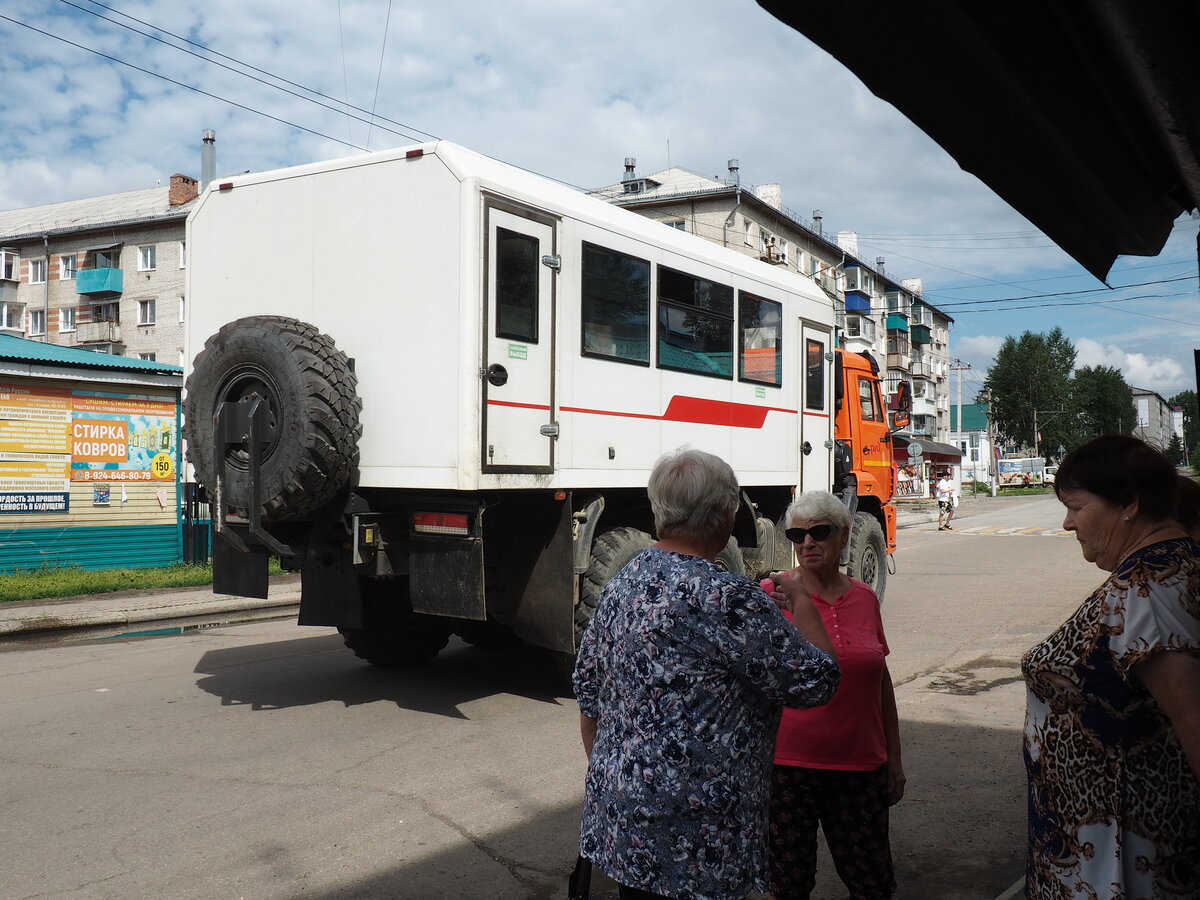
[833,348,906,596]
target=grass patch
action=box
[0,559,285,604]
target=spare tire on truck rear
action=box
[184,316,361,521]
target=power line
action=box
[53,1,437,143]
[0,12,373,151]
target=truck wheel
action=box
[339,579,453,666]
[713,536,746,576]
[184,316,361,521]
[575,526,654,647]
[741,516,793,579]
[848,512,888,601]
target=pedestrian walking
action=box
[935,471,955,530]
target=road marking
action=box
[945,527,1072,537]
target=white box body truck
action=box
[184,141,875,664]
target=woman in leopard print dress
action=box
[1022,435,1200,899]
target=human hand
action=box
[887,762,906,805]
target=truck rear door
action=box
[481,202,557,473]
[799,324,834,494]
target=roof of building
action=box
[950,402,990,431]
[0,334,182,375]
[1131,386,1170,403]
[0,185,192,244]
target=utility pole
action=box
[950,359,971,475]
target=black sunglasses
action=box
[785,524,837,543]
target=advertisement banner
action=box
[0,384,178,514]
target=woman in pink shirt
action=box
[763,490,905,899]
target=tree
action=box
[1168,389,1198,451]
[983,328,1076,455]
[1072,365,1136,439]
[1167,433,1185,464]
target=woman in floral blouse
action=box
[573,449,841,900]
[1023,435,1200,898]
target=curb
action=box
[993,877,1023,900]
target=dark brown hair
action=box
[1053,434,1177,521]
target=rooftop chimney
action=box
[169,173,199,207]
[728,158,740,186]
[812,209,823,235]
[836,231,859,256]
[622,157,637,182]
[876,256,886,273]
[201,129,217,190]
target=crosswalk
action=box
[928,525,1072,537]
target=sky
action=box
[2,0,1198,401]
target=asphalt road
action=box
[0,493,1101,899]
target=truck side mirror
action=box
[890,380,911,429]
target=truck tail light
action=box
[413,511,470,536]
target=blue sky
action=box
[2,0,1197,399]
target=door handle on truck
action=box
[486,363,508,386]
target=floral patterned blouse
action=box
[1022,538,1200,899]
[573,548,841,900]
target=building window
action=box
[94,248,119,269]
[0,250,17,281]
[0,302,21,329]
[178,241,187,268]
[581,242,650,365]
[138,245,157,271]
[60,254,77,280]
[178,296,185,323]
[743,220,752,246]
[138,299,156,325]
[664,219,686,231]
[30,258,47,284]
[777,240,789,264]
[59,307,76,332]
[656,265,733,379]
[94,301,120,323]
[137,352,157,362]
[28,308,46,335]
[739,292,782,386]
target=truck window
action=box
[656,265,733,378]
[858,376,884,422]
[581,242,650,364]
[495,227,539,342]
[805,339,825,410]
[738,292,782,386]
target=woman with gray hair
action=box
[764,489,904,900]
[573,449,840,900]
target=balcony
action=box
[76,268,123,295]
[887,352,911,372]
[886,313,910,331]
[911,323,932,345]
[844,291,871,313]
[75,321,121,344]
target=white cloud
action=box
[1074,337,1188,395]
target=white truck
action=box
[183,141,891,665]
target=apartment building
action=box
[0,174,197,366]
[1131,386,1174,450]
[591,157,955,442]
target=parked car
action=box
[1043,465,1058,485]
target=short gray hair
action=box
[785,490,852,532]
[648,448,740,542]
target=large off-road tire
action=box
[184,316,361,521]
[847,511,888,601]
[339,579,453,666]
[575,526,654,647]
[741,515,793,579]
[713,535,747,576]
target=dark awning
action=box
[80,242,123,254]
[756,1,1200,282]
[893,435,963,459]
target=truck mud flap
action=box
[212,533,269,599]
[410,536,486,620]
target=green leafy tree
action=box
[1072,365,1136,439]
[983,328,1076,455]
[1168,389,1198,451]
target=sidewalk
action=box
[0,574,302,640]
